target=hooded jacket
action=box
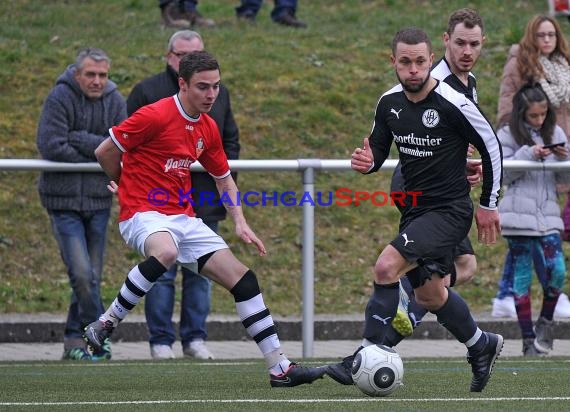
[37,64,127,211]
[127,64,240,222]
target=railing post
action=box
[298,159,321,358]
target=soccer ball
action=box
[351,344,404,397]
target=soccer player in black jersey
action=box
[330,27,503,393]
[386,7,486,347]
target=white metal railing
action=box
[2,158,570,357]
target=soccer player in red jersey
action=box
[84,50,325,387]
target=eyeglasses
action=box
[536,32,557,39]
[170,50,187,58]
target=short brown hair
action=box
[392,27,432,56]
[178,50,220,83]
[447,8,484,36]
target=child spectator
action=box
[497,83,569,356]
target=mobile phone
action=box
[543,142,566,149]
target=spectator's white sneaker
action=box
[184,339,215,359]
[555,293,570,318]
[150,344,176,360]
[491,296,517,318]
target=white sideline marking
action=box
[2,397,570,406]
[0,361,261,368]
[1,358,569,368]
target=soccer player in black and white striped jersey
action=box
[333,27,503,393]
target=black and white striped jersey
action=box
[431,57,478,104]
[369,80,502,209]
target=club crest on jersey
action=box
[422,109,440,128]
[196,137,204,158]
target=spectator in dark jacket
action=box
[37,47,127,361]
[127,30,240,360]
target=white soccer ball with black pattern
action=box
[351,344,404,397]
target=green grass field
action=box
[1,357,569,411]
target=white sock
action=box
[269,354,292,376]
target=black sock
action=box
[363,282,399,344]
[432,287,478,343]
[383,327,404,347]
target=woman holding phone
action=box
[497,83,569,356]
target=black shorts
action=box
[390,196,473,271]
[453,236,474,257]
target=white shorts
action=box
[118,211,228,266]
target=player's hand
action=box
[466,159,483,187]
[236,222,267,256]
[466,144,476,158]
[475,207,500,244]
[107,180,119,195]
[351,137,374,173]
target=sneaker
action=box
[62,347,92,361]
[183,339,214,360]
[160,2,190,28]
[325,353,355,385]
[522,338,546,356]
[83,319,115,352]
[92,338,112,361]
[186,11,215,28]
[554,293,570,318]
[534,316,554,352]
[269,362,326,387]
[467,332,504,392]
[491,296,517,318]
[150,344,176,360]
[391,282,413,337]
[275,12,307,28]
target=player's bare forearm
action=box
[475,207,501,244]
[215,175,246,226]
[215,175,267,255]
[95,137,122,183]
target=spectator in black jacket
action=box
[127,30,240,360]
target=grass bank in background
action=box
[0,0,568,316]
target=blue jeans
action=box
[236,0,298,21]
[145,221,217,348]
[49,210,109,346]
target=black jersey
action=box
[369,80,502,209]
[390,57,482,200]
[431,57,478,104]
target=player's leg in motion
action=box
[383,275,426,346]
[84,254,169,349]
[84,227,324,386]
[327,256,502,391]
[325,245,407,385]
[412,267,503,392]
[83,230,184,354]
[197,248,325,387]
[385,251,476,347]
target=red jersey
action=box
[109,94,230,221]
